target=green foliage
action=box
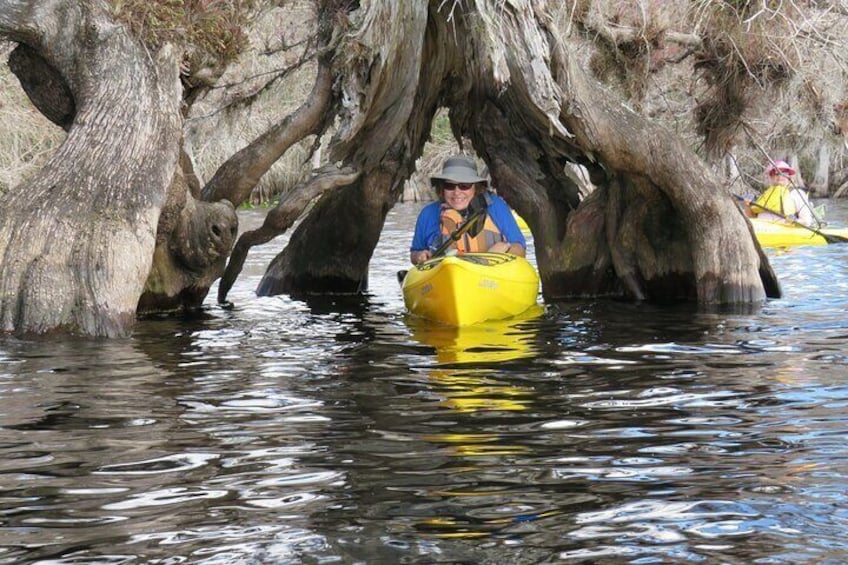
[429,112,454,145]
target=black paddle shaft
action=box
[430,207,487,258]
[398,196,491,285]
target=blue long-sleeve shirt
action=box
[410,194,526,252]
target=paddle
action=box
[397,197,489,285]
[735,194,848,244]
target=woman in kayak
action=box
[409,155,526,265]
[744,159,817,227]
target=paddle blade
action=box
[467,213,485,237]
[822,233,848,244]
[467,195,488,237]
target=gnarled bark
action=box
[459,1,777,303]
[138,165,237,314]
[1,0,782,338]
[253,2,436,295]
[0,0,183,336]
[0,0,244,335]
[262,0,776,304]
[256,168,399,296]
[218,164,360,303]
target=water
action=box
[1,201,848,564]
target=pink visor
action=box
[765,160,796,176]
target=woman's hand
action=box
[488,242,511,254]
[410,250,432,265]
[742,198,757,218]
[489,242,526,256]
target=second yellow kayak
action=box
[752,218,848,248]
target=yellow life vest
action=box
[755,184,797,218]
[439,207,505,253]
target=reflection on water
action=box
[408,304,545,364]
[1,202,848,563]
[408,305,544,415]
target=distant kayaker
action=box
[409,155,526,265]
[743,159,817,227]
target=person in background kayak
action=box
[410,155,526,265]
[744,159,817,227]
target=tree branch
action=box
[201,61,335,205]
[217,164,360,304]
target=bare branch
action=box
[200,61,335,205]
[217,164,360,304]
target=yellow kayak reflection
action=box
[407,303,544,365]
[407,306,550,539]
[407,305,556,540]
[408,304,544,414]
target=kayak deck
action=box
[402,252,539,326]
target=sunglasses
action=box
[443,183,475,192]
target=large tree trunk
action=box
[0,0,241,335]
[257,175,392,296]
[464,1,776,303]
[263,0,776,304]
[255,2,436,294]
[1,0,781,338]
[0,1,183,336]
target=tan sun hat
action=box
[430,156,488,185]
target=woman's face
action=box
[769,172,791,185]
[442,182,476,211]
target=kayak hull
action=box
[752,219,848,248]
[402,253,540,326]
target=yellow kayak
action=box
[752,218,848,248]
[402,252,540,326]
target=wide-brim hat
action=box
[765,159,796,176]
[430,156,488,185]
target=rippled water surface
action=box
[2,202,848,564]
